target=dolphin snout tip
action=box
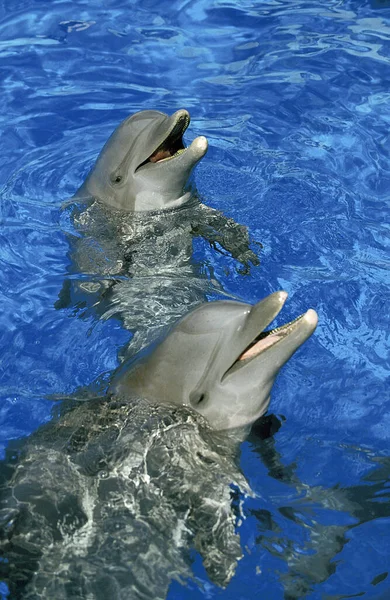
[197,135,208,148]
[192,135,208,156]
[303,308,318,329]
[277,290,288,304]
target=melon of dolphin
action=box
[112,291,318,430]
[75,109,208,211]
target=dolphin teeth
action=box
[264,313,304,336]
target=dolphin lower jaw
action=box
[222,307,318,381]
[239,311,312,362]
[152,136,208,166]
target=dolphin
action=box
[60,108,261,354]
[0,293,317,600]
[112,290,318,430]
[75,109,208,212]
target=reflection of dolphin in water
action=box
[248,425,390,598]
[0,293,318,599]
[58,109,260,353]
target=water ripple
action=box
[0,0,389,598]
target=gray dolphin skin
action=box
[112,291,318,430]
[0,293,317,600]
[75,109,208,211]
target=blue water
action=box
[0,0,389,598]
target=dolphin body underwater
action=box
[0,293,318,599]
[58,109,260,353]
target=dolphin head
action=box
[112,292,318,431]
[76,109,208,212]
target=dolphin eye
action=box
[111,174,122,184]
[191,392,208,406]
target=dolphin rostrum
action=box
[0,293,317,599]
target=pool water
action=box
[0,0,389,598]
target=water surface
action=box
[0,1,389,598]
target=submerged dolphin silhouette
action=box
[0,293,317,599]
[75,109,208,212]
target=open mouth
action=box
[137,112,190,170]
[223,313,306,379]
[238,314,305,362]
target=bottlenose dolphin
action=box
[59,108,261,353]
[112,291,318,430]
[75,109,208,212]
[0,293,317,599]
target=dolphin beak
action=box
[136,109,190,170]
[246,291,288,334]
[223,292,318,379]
[238,307,318,362]
[136,109,208,171]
